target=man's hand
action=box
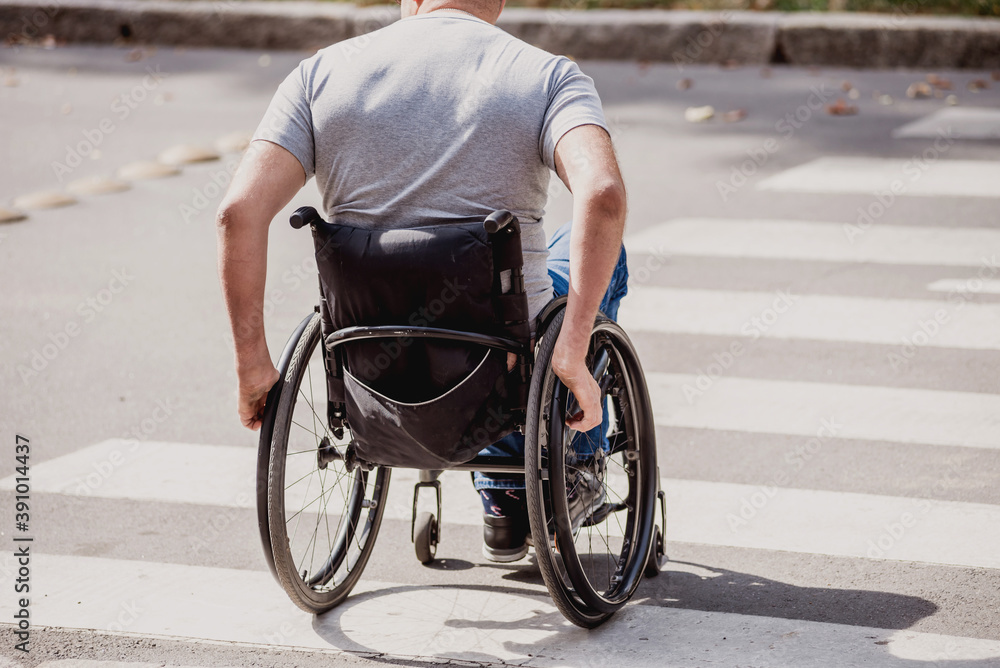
[551,331,602,432]
[238,357,281,431]
[217,140,306,430]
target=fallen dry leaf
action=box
[125,48,144,62]
[968,79,989,92]
[826,98,858,116]
[722,109,747,122]
[841,80,853,92]
[906,82,932,99]
[676,78,692,91]
[926,73,952,89]
[878,94,894,105]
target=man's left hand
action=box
[237,360,280,431]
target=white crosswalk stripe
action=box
[892,107,1000,141]
[6,440,1000,568]
[624,218,1000,268]
[927,278,1000,295]
[2,554,999,667]
[756,157,1000,198]
[646,373,1000,450]
[618,285,1000,349]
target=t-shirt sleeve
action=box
[252,62,316,180]
[539,58,609,172]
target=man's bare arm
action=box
[551,124,628,432]
[216,140,307,430]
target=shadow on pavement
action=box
[634,558,938,630]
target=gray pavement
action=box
[1,44,1000,667]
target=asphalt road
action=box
[1,41,999,668]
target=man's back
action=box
[254,13,607,319]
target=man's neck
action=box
[404,0,501,24]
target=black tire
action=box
[266,312,391,614]
[525,308,658,628]
[414,511,438,564]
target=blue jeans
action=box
[473,221,630,491]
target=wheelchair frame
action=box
[256,207,666,629]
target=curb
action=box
[2,0,999,69]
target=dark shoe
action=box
[566,452,606,532]
[480,489,529,563]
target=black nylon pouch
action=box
[313,220,519,468]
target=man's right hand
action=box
[551,328,603,433]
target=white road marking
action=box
[647,372,1000,450]
[756,157,1000,198]
[893,107,1000,141]
[927,278,1000,295]
[624,218,1000,268]
[2,554,998,667]
[618,285,1000,349]
[6,439,1000,568]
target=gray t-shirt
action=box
[254,12,608,320]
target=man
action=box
[216,0,628,563]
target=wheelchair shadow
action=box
[308,563,1000,668]
[634,558,937,629]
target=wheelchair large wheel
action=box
[266,312,391,614]
[525,308,658,628]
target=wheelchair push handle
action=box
[484,210,516,234]
[290,206,323,229]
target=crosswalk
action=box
[4,121,1000,666]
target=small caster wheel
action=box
[414,511,438,564]
[644,525,665,577]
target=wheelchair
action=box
[255,206,666,628]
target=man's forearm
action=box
[217,204,272,371]
[562,183,627,354]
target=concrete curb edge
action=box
[2,0,999,69]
